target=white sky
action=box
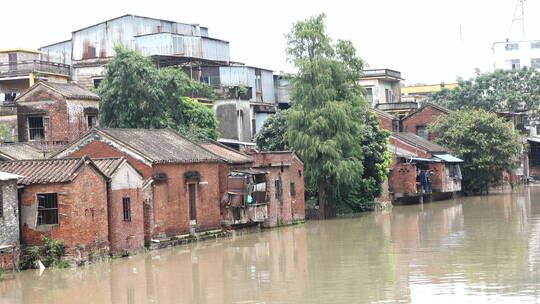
[5,0,540,85]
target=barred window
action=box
[28,116,44,140]
[37,193,58,225]
[123,197,131,222]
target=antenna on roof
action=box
[509,0,527,39]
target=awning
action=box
[528,137,540,144]
[433,153,464,163]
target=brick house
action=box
[200,141,269,226]
[388,132,462,202]
[401,103,450,140]
[53,128,223,240]
[373,108,397,132]
[0,172,22,270]
[16,81,99,148]
[245,151,305,227]
[0,157,110,262]
[93,158,145,255]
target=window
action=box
[507,59,520,70]
[505,43,519,51]
[93,78,102,89]
[37,193,58,225]
[87,115,97,129]
[274,180,282,200]
[416,125,428,139]
[531,58,540,69]
[87,46,96,59]
[298,170,302,177]
[123,197,131,221]
[447,164,462,180]
[28,116,44,140]
[290,183,296,199]
[531,41,540,49]
[366,88,373,104]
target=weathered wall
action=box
[151,162,221,237]
[72,60,108,89]
[402,105,447,139]
[0,179,20,247]
[17,86,98,144]
[213,100,252,142]
[388,163,417,195]
[20,165,109,260]
[40,40,73,65]
[290,156,305,221]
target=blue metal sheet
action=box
[410,157,440,162]
[433,153,464,163]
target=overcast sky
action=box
[5,0,540,84]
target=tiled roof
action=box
[43,82,100,100]
[97,128,222,163]
[391,132,447,153]
[0,158,89,185]
[387,143,417,158]
[92,158,125,177]
[17,81,99,101]
[403,102,451,120]
[373,108,395,120]
[0,143,46,160]
[199,141,253,164]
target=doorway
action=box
[188,183,197,222]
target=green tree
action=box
[98,46,163,129]
[286,14,388,217]
[428,68,540,116]
[98,46,218,140]
[429,110,522,194]
[255,110,289,151]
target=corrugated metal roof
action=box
[0,143,46,160]
[200,141,253,164]
[433,153,464,163]
[391,132,447,153]
[0,172,23,181]
[92,158,125,177]
[97,128,222,163]
[0,158,88,185]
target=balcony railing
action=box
[375,102,418,112]
[0,60,70,78]
[363,69,402,79]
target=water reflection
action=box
[2,188,540,303]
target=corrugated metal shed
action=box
[260,70,275,103]
[39,40,72,65]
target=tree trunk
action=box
[318,181,326,219]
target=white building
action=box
[492,39,540,71]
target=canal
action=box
[2,188,540,303]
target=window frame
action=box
[122,197,131,222]
[290,182,296,199]
[28,116,45,141]
[416,125,428,139]
[86,114,97,129]
[37,193,59,226]
[531,58,540,69]
[505,43,519,51]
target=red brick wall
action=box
[290,157,305,221]
[17,87,98,143]
[151,162,221,237]
[68,141,153,178]
[402,105,447,140]
[20,165,109,258]
[0,251,17,270]
[246,152,306,226]
[388,163,417,194]
[428,162,445,191]
[378,115,394,132]
[109,188,144,255]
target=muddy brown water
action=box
[2,188,540,303]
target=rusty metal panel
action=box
[219,66,256,90]
[39,41,72,65]
[134,33,182,56]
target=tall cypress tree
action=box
[286,14,388,218]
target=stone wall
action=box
[0,179,20,269]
